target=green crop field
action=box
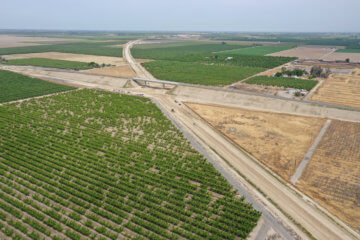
[218,44,296,56]
[0,70,74,103]
[134,42,295,86]
[245,76,318,90]
[336,49,360,53]
[170,54,296,69]
[0,89,260,240]
[142,60,265,86]
[133,41,211,50]
[131,43,251,60]
[0,41,125,57]
[3,58,96,70]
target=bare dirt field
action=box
[3,52,126,66]
[268,46,336,59]
[231,83,281,95]
[185,103,325,181]
[310,68,360,108]
[322,52,360,63]
[0,35,74,48]
[85,65,135,77]
[297,120,360,232]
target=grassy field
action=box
[0,70,74,103]
[218,44,296,56]
[142,60,265,86]
[3,58,96,70]
[186,103,325,181]
[0,41,125,57]
[0,89,260,240]
[245,76,318,90]
[297,120,360,231]
[131,43,251,60]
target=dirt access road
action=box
[124,40,359,240]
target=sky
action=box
[1,0,360,32]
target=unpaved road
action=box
[123,40,155,79]
[290,119,332,184]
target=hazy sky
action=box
[1,0,360,32]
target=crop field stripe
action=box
[245,76,318,90]
[0,70,75,103]
[217,45,297,56]
[336,49,360,53]
[0,89,260,239]
[3,58,95,70]
[0,41,125,57]
[131,43,252,60]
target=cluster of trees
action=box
[274,66,331,79]
[87,62,114,69]
[275,67,308,77]
[310,66,331,78]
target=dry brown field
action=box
[3,52,126,66]
[322,52,360,63]
[185,103,325,181]
[310,68,360,108]
[0,35,74,48]
[85,65,135,77]
[268,46,336,59]
[297,120,360,231]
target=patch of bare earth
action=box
[0,35,75,48]
[322,52,360,63]
[268,46,336,59]
[185,102,325,181]
[310,68,360,108]
[297,120,360,232]
[3,52,126,66]
[85,65,135,77]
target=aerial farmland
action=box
[0,5,360,240]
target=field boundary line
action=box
[290,119,332,184]
[0,88,78,106]
[305,79,324,100]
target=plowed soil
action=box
[4,52,125,66]
[85,65,135,77]
[297,120,360,232]
[268,46,335,59]
[310,68,360,108]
